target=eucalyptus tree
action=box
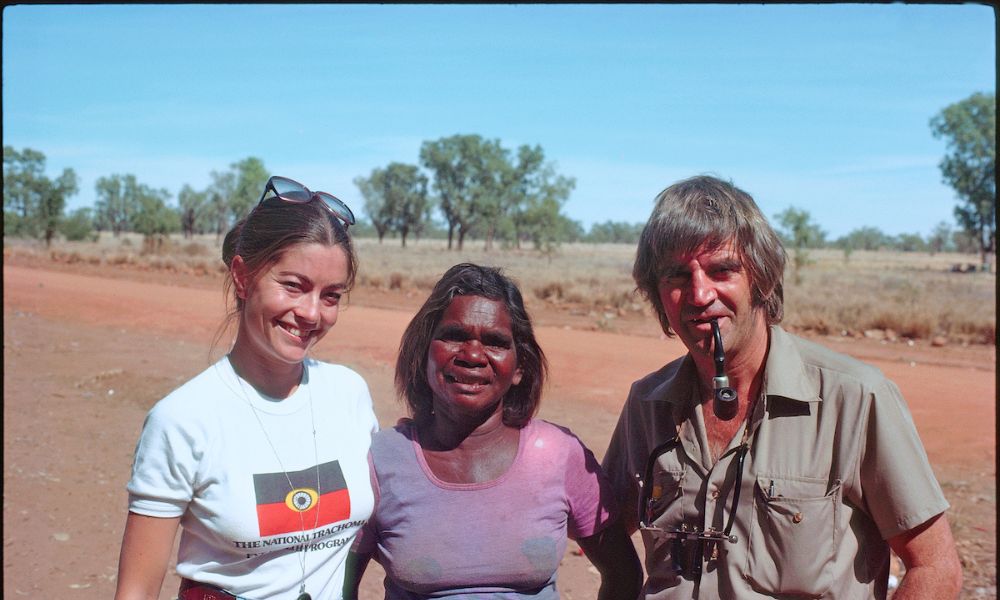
[3,146,78,245]
[94,174,141,237]
[505,145,576,251]
[775,206,826,284]
[131,183,178,247]
[930,91,996,271]
[356,162,430,247]
[420,134,506,250]
[178,184,210,238]
[227,157,269,222]
[355,170,394,243]
[208,169,235,240]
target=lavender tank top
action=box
[363,419,616,599]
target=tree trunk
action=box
[447,223,456,250]
[484,225,494,251]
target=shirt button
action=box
[793,512,804,523]
[711,490,720,500]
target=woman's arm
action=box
[114,512,181,600]
[576,519,643,600]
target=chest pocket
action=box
[745,475,842,597]
[647,466,685,527]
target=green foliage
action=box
[94,174,139,236]
[207,169,235,238]
[834,226,892,252]
[505,145,576,252]
[952,229,980,254]
[355,172,392,242]
[40,168,79,247]
[227,157,269,222]
[928,221,954,254]
[418,135,577,252]
[131,185,178,239]
[420,134,509,250]
[94,174,177,242]
[930,91,996,270]
[775,206,826,283]
[60,207,97,241]
[200,157,268,239]
[4,146,46,237]
[560,219,586,243]
[894,232,927,252]
[585,220,644,243]
[355,162,430,247]
[177,184,211,238]
[3,146,79,246]
[775,206,826,249]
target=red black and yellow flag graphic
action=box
[253,460,351,537]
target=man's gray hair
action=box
[633,175,787,336]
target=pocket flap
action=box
[757,475,838,500]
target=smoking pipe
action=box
[711,318,738,419]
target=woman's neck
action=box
[228,341,302,399]
[422,410,511,452]
[417,411,521,484]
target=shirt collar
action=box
[642,354,698,406]
[763,325,821,403]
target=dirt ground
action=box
[3,257,996,599]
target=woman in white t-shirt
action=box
[115,176,378,600]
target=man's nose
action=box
[688,270,717,307]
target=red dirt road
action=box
[3,264,996,598]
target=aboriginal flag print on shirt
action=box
[253,460,351,537]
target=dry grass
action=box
[784,250,996,344]
[4,233,227,278]
[4,235,995,344]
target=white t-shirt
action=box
[128,357,378,600]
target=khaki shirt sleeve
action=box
[602,389,641,534]
[857,377,949,540]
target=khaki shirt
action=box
[603,326,948,599]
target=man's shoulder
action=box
[628,354,690,401]
[778,327,888,387]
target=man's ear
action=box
[512,366,524,387]
[231,255,250,300]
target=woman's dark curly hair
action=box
[395,263,546,428]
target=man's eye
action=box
[711,265,739,278]
[323,292,342,305]
[282,281,301,290]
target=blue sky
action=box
[3,4,995,239]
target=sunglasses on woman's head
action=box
[257,175,356,227]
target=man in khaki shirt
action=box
[602,175,962,599]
